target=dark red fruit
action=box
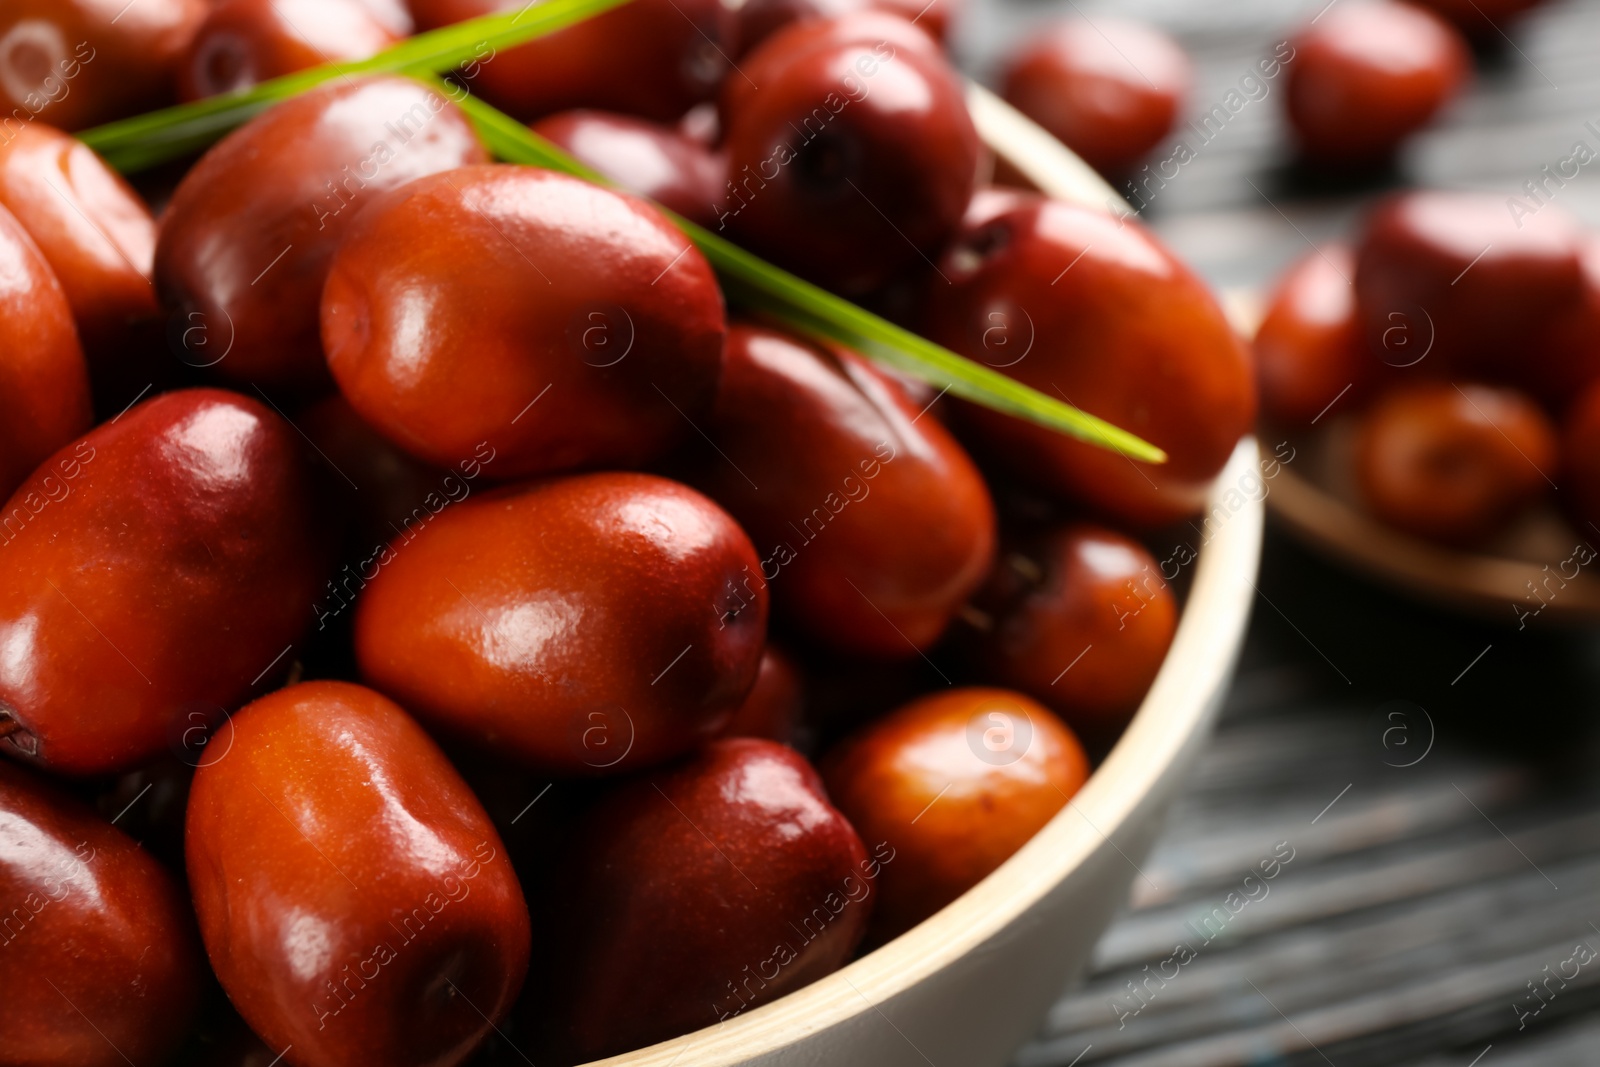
[532,109,727,228]
[178,0,399,101]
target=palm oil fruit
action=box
[1254,244,1373,428]
[0,388,328,776]
[962,525,1176,745]
[355,472,767,775]
[531,738,875,1060]
[186,681,531,1067]
[322,164,726,478]
[0,0,206,130]
[178,0,400,101]
[718,12,979,294]
[0,759,204,1067]
[717,644,805,743]
[1286,0,1469,166]
[0,122,160,399]
[691,322,996,659]
[0,202,91,501]
[155,76,488,393]
[531,109,727,229]
[1001,17,1192,176]
[923,194,1256,527]
[1354,381,1557,546]
[822,687,1089,940]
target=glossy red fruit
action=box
[532,738,875,1060]
[0,122,160,397]
[1286,1,1469,166]
[1354,191,1586,386]
[155,77,488,393]
[822,687,1088,940]
[409,0,726,122]
[178,0,398,101]
[870,0,960,41]
[0,388,329,776]
[722,0,864,57]
[692,322,996,658]
[962,525,1175,745]
[1407,0,1545,36]
[1561,379,1600,532]
[323,164,725,478]
[1254,244,1373,427]
[718,12,979,294]
[187,681,531,1067]
[1355,381,1556,545]
[1524,235,1600,408]
[356,472,767,775]
[922,194,1255,526]
[717,645,804,743]
[0,760,204,1067]
[0,0,206,130]
[532,110,727,228]
[0,203,91,500]
[1001,17,1191,175]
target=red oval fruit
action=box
[922,194,1255,526]
[1524,234,1600,408]
[0,759,204,1067]
[0,122,159,397]
[155,76,488,392]
[0,388,329,776]
[1286,0,1469,166]
[717,644,805,743]
[962,524,1175,744]
[822,687,1088,939]
[409,0,727,122]
[531,109,727,228]
[1407,0,1545,36]
[1254,244,1372,427]
[718,12,979,294]
[1354,381,1556,546]
[0,0,206,130]
[178,0,399,101]
[691,322,996,657]
[186,681,531,1067]
[1001,17,1191,175]
[355,472,767,775]
[530,738,874,1060]
[0,202,90,500]
[323,164,726,479]
[1561,378,1600,532]
[1354,191,1586,386]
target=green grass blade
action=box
[79,0,635,172]
[449,89,1166,462]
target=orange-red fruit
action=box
[0,388,329,776]
[1001,17,1191,175]
[692,322,996,658]
[822,687,1089,939]
[0,203,90,500]
[1355,381,1556,545]
[1354,191,1586,386]
[531,109,727,229]
[1254,244,1372,427]
[155,76,488,392]
[965,525,1176,743]
[323,164,726,479]
[408,0,726,122]
[0,123,160,390]
[186,681,531,1067]
[717,645,805,743]
[533,738,873,1060]
[922,194,1255,526]
[178,0,398,101]
[1286,0,1469,165]
[719,12,979,294]
[0,761,204,1067]
[0,0,207,130]
[355,472,767,775]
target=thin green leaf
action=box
[448,89,1167,462]
[79,0,635,172]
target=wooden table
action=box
[958,1,1600,1063]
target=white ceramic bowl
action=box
[582,91,1265,1067]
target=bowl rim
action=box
[582,89,1266,1067]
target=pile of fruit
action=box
[0,2,1259,1066]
